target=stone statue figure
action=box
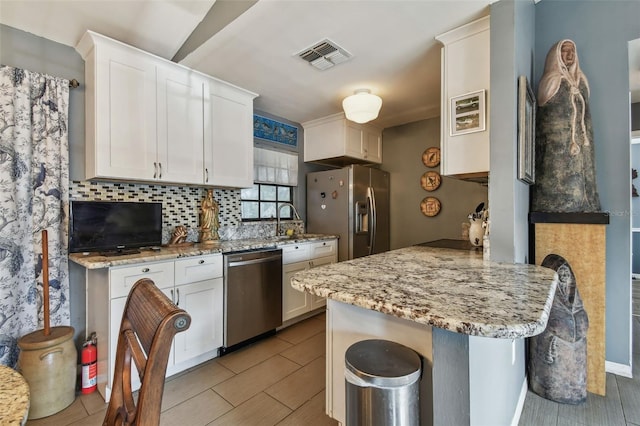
[199,189,219,243]
[528,254,588,404]
[531,39,601,212]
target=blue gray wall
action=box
[489,0,536,264]
[1,24,85,181]
[535,0,640,366]
[485,1,535,422]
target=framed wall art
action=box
[420,171,441,192]
[422,147,440,168]
[450,89,486,136]
[517,75,535,184]
[420,197,441,217]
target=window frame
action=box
[241,183,294,221]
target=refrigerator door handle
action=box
[367,186,377,255]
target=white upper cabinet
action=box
[156,63,206,184]
[76,30,257,187]
[79,36,158,181]
[204,79,256,188]
[303,112,382,166]
[436,16,490,181]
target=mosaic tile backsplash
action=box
[69,181,303,244]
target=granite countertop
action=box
[290,246,558,339]
[69,234,338,269]
[0,365,30,425]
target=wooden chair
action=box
[104,278,191,426]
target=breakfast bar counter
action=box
[291,245,558,339]
[290,245,559,426]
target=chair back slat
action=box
[104,278,191,426]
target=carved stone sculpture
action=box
[529,254,588,404]
[532,40,600,212]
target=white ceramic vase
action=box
[469,219,484,247]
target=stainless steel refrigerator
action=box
[306,165,389,262]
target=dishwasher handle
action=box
[227,253,282,268]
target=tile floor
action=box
[25,284,640,426]
[26,313,337,426]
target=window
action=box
[241,184,294,221]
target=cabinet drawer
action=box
[281,243,311,264]
[175,255,223,285]
[110,261,175,299]
[310,239,337,259]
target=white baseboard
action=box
[605,360,633,378]
[511,378,528,426]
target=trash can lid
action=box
[345,339,421,388]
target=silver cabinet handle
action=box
[158,162,162,179]
[170,289,174,302]
[176,288,180,305]
[142,268,150,273]
[205,168,209,183]
[153,163,157,179]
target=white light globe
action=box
[342,89,382,124]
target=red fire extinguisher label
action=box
[82,361,97,387]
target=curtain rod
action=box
[69,79,80,89]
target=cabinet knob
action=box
[199,259,205,264]
[142,268,150,273]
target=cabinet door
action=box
[109,262,175,299]
[281,242,311,264]
[309,255,335,309]
[344,121,363,159]
[283,260,311,321]
[204,80,255,188]
[156,64,206,184]
[93,42,157,181]
[173,278,224,364]
[362,127,382,163]
[309,239,337,259]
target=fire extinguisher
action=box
[81,332,97,394]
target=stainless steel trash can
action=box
[345,339,421,426]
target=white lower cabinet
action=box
[87,254,223,402]
[280,239,337,322]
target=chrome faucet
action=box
[276,202,301,236]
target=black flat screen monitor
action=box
[69,201,162,254]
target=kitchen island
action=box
[291,245,558,426]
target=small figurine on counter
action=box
[467,202,487,247]
[199,189,219,244]
[169,225,188,245]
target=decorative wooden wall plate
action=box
[422,147,441,167]
[420,197,441,217]
[420,171,441,191]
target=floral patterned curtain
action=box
[0,65,70,343]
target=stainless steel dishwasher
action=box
[222,247,283,353]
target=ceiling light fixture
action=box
[342,89,382,124]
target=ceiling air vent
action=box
[296,39,352,71]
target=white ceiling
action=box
[1,0,638,128]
